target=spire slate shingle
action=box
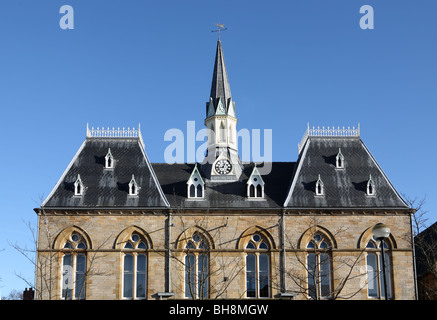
[209,40,232,111]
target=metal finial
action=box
[211,21,227,39]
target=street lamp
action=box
[372,223,390,300]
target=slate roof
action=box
[209,39,232,110]
[152,162,295,209]
[42,137,169,208]
[283,137,408,209]
[41,135,409,211]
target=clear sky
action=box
[0,0,436,297]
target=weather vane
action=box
[211,22,227,39]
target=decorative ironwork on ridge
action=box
[86,123,145,147]
[298,123,360,153]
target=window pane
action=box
[138,241,147,249]
[246,254,256,298]
[246,242,255,249]
[366,241,376,249]
[259,254,269,298]
[136,254,147,298]
[123,255,134,298]
[367,253,379,298]
[190,184,196,197]
[320,253,331,298]
[186,241,195,249]
[197,184,203,198]
[62,254,73,299]
[185,254,195,298]
[198,254,209,298]
[259,241,268,249]
[249,184,255,197]
[75,254,86,299]
[379,253,392,299]
[307,253,317,299]
[76,242,86,249]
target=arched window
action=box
[365,238,392,299]
[61,232,87,299]
[367,174,375,196]
[315,174,324,196]
[128,175,140,196]
[74,175,84,196]
[336,148,344,169]
[306,232,332,299]
[122,232,148,299]
[245,233,270,298]
[219,121,226,142]
[105,148,114,169]
[184,232,209,299]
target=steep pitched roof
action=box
[284,137,408,209]
[153,162,295,209]
[209,40,232,110]
[42,137,169,208]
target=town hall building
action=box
[34,39,416,300]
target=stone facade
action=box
[35,209,415,300]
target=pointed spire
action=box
[210,40,232,109]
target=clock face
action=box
[215,159,232,175]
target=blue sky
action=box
[0,0,436,297]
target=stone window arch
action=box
[238,226,275,299]
[300,226,335,300]
[115,226,152,299]
[55,226,91,300]
[359,226,395,299]
[177,226,214,299]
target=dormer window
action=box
[74,174,84,196]
[336,148,344,169]
[187,164,205,199]
[315,174,324,196]
[129,174,140,196]
[105,148,114,169]
[247,166,265,199]
[367,174,375,196]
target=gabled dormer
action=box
[128,174,140,196]
[247,165,265,199]
[367,174,375,196]
[105,148,114,169]
[187,164,205,199]
[336,148,344,169]
[74,174,85,196]
[315,174,324,196]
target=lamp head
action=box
[372,223,391,241]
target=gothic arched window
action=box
[306,232,332,299]
[122,232,148,299]
[365,238,392,299]
[184,232,209,299]
[315,175,324,196]
[61,232,87,300]
[245,233,270,298]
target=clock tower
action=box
[201,39,242,181]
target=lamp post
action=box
[372,223,390,300]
